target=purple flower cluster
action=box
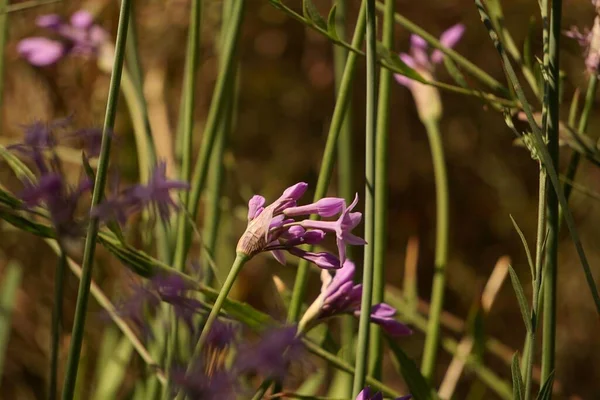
[565,2,600,76]
[237,182,366,269]
[300,259,412,336]
[356,387,412,400]
[92,161,189,224]
[17,11,109,66]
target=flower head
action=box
[235,325,304,380]
[18,10,110,67]
[299,260,412,336]
[394,24,464,121]
[237,182,365,269]
[565,6,600,76]
[92,161,189,224]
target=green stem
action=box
[333,0,355,394]
[370,0,394,380]
[61,0,131,397]
[541,0,561,384]
[251,380,273,400]
[563,75,598,203]
[0,0,8,129]
[177,0,245,260]
[173,0,202,272]
[187,254,248,367]
[49,250,66,400]
[352,0,377,395]
[287,0,367,323]
[420,118,450,381]
[0,262,22,385]
[374,1,507,95]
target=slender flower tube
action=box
[298,259,412,336]
[236,182,366,269]
[394,24,465,121]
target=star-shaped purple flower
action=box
[300,259,412,336]
[237,182,366,269]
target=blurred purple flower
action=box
[565,7,600,75]
[172,360,239,400]
[235,325,304,380]
[17,10,109,66]
[237,182,365,269]
[299,259,412,336]
[394,24,465,88]
[19,172,92,239]
[92,161,189,224]
[356,387,412,400]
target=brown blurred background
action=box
[1,0,600,398]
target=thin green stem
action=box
[61,0,131,397]
[49,250,67,400]
[287,0,367,323]
[173,0,202,272]
[0,262,22,383]
[563,75,598,203]
[0,0,8,129]
[186,254,248,369]
[333,0,354,395]
[541,0,561,384]
[352,0,377,396]
[251,380,273,400]
[420,118,450,381]
[370,0,394,380]
[374,1,507,95]
[176,0,245,261]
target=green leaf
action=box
[0,145,36,183]
[568,88,581,127]
[376,43,425,83]
[509,215,535,281]
[507,265,532,333]
[536,370,555,400]
[296,371,326,396]
[511,352,524,400]
[443,56,468,88]
[0,261,22,377]
[326,4,339,41]
[303,0,327,30]
[386,337,439,400]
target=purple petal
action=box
[301,229,326,244]
[344,232,367,246]
[288,248,340,269]
[431,24,465,64]
[371,315,413,336]
[17,38,66,66]
[70,10,94,28]
[410,34,430,67]
[248,195,266,220]
[284,197,345,218]
[410,34,428,51]
[280,182,308,201]
[395,53,416,88]
[371,303,397,318]
[323,259,355,298]
[271,249,287,265]
[20,173,62,206]
[36,14,63,29]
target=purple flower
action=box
[356,387,412,400]
[237,182,366,269]
[93,161,189,224]
[299,260,412,336]
[565,8,600,75]
[172,360,239,400]
[235,325,304,380]
[394,24,465,88]
[19,172,92,239]
[17,10,109,66]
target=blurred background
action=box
[1,0,599,398]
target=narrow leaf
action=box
[509,215,535,281]
[443,56,468,88]
[326,4,339,41]
[507,265,532,333]
[0,261,22,377]
[386,337,438,400]
[303,0,327,30]
[536,370,555,400]
[376,43,425,83]
[511,352,524,400]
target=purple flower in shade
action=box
[394,24,465,121]
[356,387,412,400]
[17,10,110,66]
[299,259,412,336]
[19,172,92,239]
[171,360,239,400]
[235,325,304,380]
[92,161,189,224]
[565,4,600,76]
[237,182,365,270]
